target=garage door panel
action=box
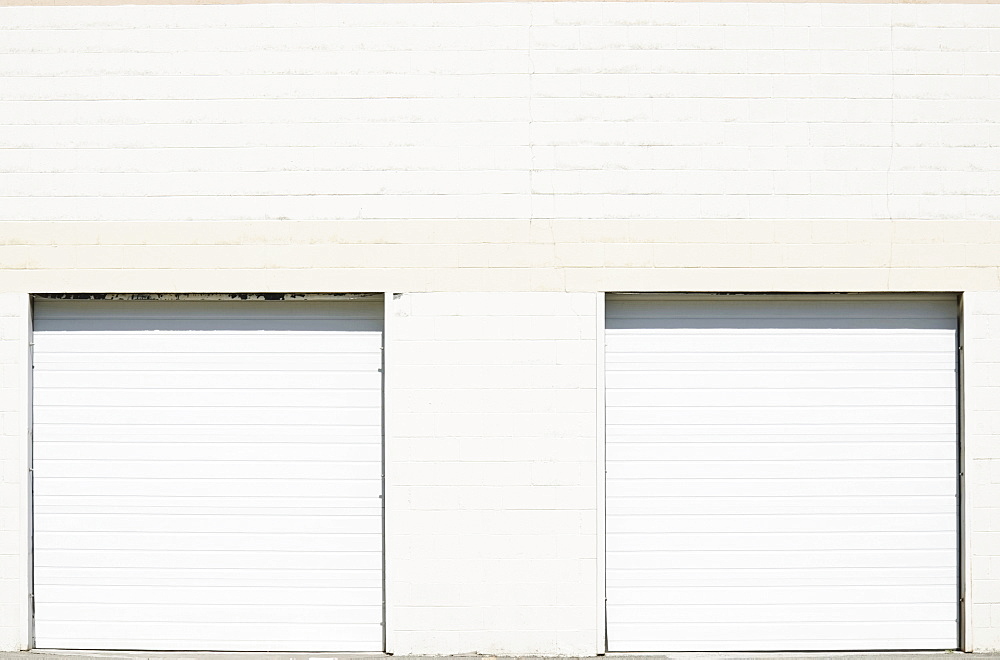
[607,406,954,426]
[33,332,381,354]
[36,494,377,510]
[35,512,382,534]
[608,423,956,439]
[33,299,384,651]
[611,602,956,623]
[607,513,956,534]
[608,531,955,552]
[33,387,380,408]
[613,548,956,570]
[606,298,956,322]
[607,584,956,605]
[608,459,956,480]
[608,495,957,515]
[606,296,958,651]
[37,567,381,588]
[34,352,380,369]
[607,624,956,650]
[34,625,382,652]
[608,441,956,461]
[39,603,385,624]
[34,459,382,481]
[35,405,381,426]
[33,440,382,462]
[607,370,957,390]
[608,477,955,497]
[34,477,381,498]
[606,352,956,369]
[35,425,378,440]
[33,299,381,324]
[36,584,383,606]
[35,531,382,552]
[607,332,951,352]
[34,370,383,390]
[609,566,956,585]
[607,388,954,408]
[35,549,381,570]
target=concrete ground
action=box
[2,652,999,660]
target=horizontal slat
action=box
[607,406,954,425]
[607,513,956,534]
[34,406,381,425]
[608,531,955,552]
[608,565,956,584]
[35,513,381,534]
[607,370,956,389]
[609,602,955,624]
[35,640,379,653]
[34,387,379,408]
[33,441,381,461]
[607,423,955,437]
[36,566,380,586]
[34,495,375,510]
[36,585,382,606]
[608,459,956,480]
[606,297,957,320]
[34,298,383,321]
[35,424,378,437]
[607,333,953,353]
[35,622,382,651]
[36,602,382,624]
[35,549,381,570]
[35,478,381,497]
[605,353,956,368]
[609,621,957,646]
[35,531,381,552]
[607,495,956,515]
[34,371,382,389]
[34,333,381,352]
[35,463,381,480]
[608,549,955,570]
[33,354,380,369]
[606,585,956,606]
[608,478,954,497]
[607,441,956,461]
[608,387,954,407]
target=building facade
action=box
[1,0,999,654]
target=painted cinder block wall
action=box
[1,0,1000,654]
[385,293,599,655]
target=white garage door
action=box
[32,298,384,651]
[606,295,958,652]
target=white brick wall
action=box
[0,0,999,654]
[1,2,999,226]
[963,292,1000,652]
[0,294,29,651]
[0,2,999,293]
[385,293,598,655]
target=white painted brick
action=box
[0,0,999,653]
[0,294,27,651]
[964,293,1000,651]
[386,292,597,655]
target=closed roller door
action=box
[32,298,383,651]
[606,295,958,652]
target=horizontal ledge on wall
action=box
[3,0,1000,5]
[32,292,382,302]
